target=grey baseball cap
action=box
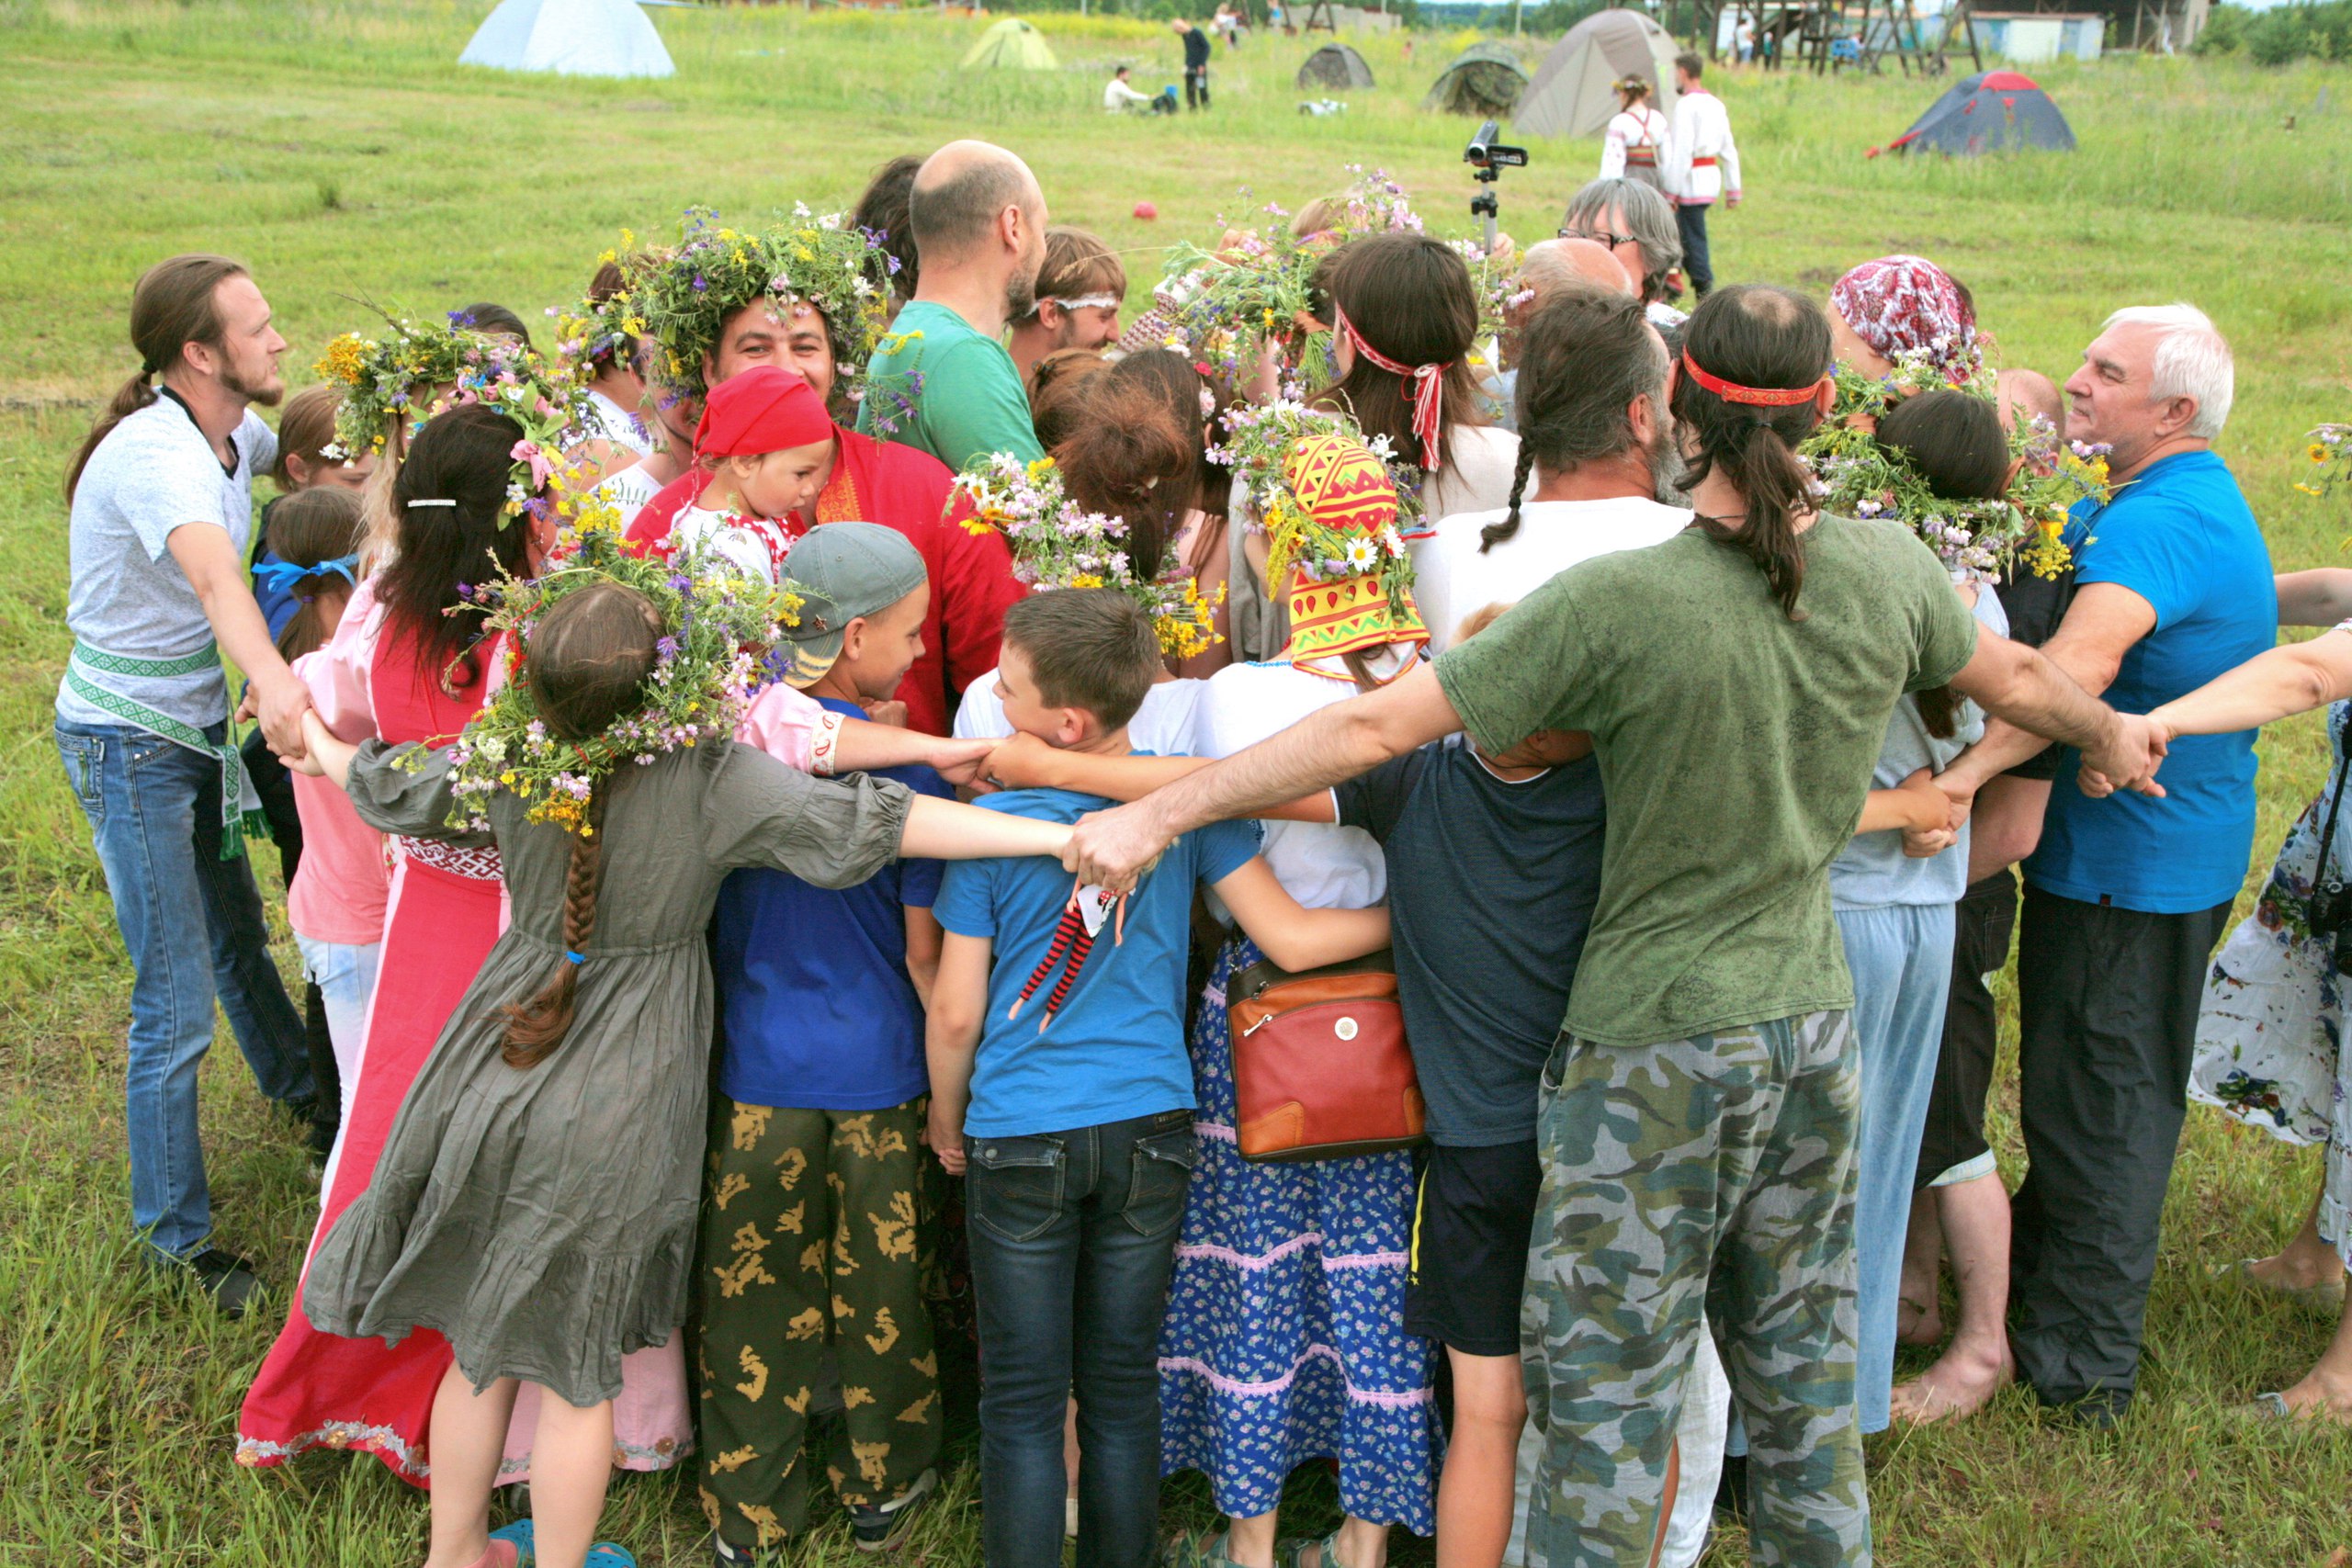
[777,521,928,689]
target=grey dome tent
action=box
[1873,71,2075,157]
[1297,41,1375,89]
[1424,41,1529,117]
[458,0,673,77]
[1514,8,1679,140]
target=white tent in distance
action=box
[459,0,675,78]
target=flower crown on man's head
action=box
[632,207,894,405]
[955,452,1224,664]
[314,310,593,528]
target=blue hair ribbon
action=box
[254,553,361,595]
[564,951,586,965]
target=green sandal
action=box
[1163,1531,1248,1568]
[1277,1533,1346,1568]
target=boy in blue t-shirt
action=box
[696,524,953,1561]
[927,590,1388,1564]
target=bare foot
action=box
[1891,1335,2012,1424]
[2270,1367,2352,1425]
[2244,1251,2346,1295]
[1895,1286,1944,1348]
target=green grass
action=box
[2,2,2351,1562]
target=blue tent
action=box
[1877,70,2075,156]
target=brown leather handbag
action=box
[1227,950,1427,1162]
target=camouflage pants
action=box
[1521,1010,1870,1568]
[695,1097,942,1549]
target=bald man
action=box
[856,139,1051,471]
[1488,239,1637,433]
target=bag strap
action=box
[2317,709,2352,897]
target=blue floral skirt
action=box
[1158,935,1440,1533]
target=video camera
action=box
[1463,120,1528,249]
[1464,119,1530,175]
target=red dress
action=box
[236,621,506,1482]
[626,423,1024,735]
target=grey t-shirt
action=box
[57,392,276,729]
[1828,585,2007,911]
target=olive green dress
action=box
[302,738,913,1408]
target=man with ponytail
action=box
[55,254,316,1315]
[1059,284,2171,1567]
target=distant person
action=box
[1007,227,1127,388]
[567,256,659,490]
[852,152,926,310]
[451,299,533,348]
[857,140,1049,471]
[1561,176,1687,333]
[1664,51,1742,299]
[1175,17,1212,109]
[1599,74,1671,193]
[58,253,315,1317]
[1104,63,1167,113]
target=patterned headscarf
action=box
[1830,254,1981,387]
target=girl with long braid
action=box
[284,535,1075,1568]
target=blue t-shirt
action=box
[2028,450,2276,914]
[933,775,1260,1139]
[711,697,952,1110]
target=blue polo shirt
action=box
[2028,449,2276,914]
[711,697,953,1110]
[933,773,1259,1139]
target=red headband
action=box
[1679,350,1827,408]
[1335,304,1445,472]
[694,365,833,459]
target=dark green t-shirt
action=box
[855,300,1045,472]
[1433,516,1980,1048]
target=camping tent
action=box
[458,0,673,78]
[1513,8,1679,140]
[1874,70,2075,156]
[962,17,1060,70]
[1297,41,1376,89]
[1424,41,1528,116]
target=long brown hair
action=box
[265,487,367,663]
[1055,349,1228,581]
[1669,284,1832,620]
[67,254,249,502]
[1309,232,1488,475]
[498,581,661,1068]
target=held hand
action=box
[257,674,314,761]
[1933,769,1977,832]
[924,737,997,788]
[278,709,332,777]
[925,1105,967,1177]
[1891,768,1948,831]
[1066,801,1175,895]
[979,731,1062,792]
[862,698,910,729]
[233,685,260,726]
[1902,824,1958,858]
[2081,712,2169,799]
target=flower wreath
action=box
[553,234,659,378]
[1802,347,2110,581]
[631,207,893,405]
[1211,397,1419,607]
[954,452,1225,663]
[314,311,593,527]
[2298,423,2352,501]
[429,493,804,836]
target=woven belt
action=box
[1626,147,1658,164]
[398,836,503,883]
[1691,155,1719,167]
[65,640,265,860]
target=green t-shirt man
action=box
[1433,516,1981,1049]
[856,300,1045,472]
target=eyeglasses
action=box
[1559,225,1638,250]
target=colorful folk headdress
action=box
[1829,254,1982,389]
[1275,431,1425,667]
[632,207,895,404]
[954,452,1223,663]
[314,311,593,528]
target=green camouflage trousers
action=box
[695,1096,942,1549]
[1521,1010,1870,1568]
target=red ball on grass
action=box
[1134,201,1159,221]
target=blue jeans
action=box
[55,719,311,1260]
[1837,900,1956,1434]
[1675,201,1714,297]
[965,1107,1196,1568]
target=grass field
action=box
[5,2,2352,1562]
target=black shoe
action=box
[166,1247,268,1320]
[848,1467,936,1551]
[712,1535,780,1566]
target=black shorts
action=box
[1913,867,2019,1189]
[1405,1140,1541,1358]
